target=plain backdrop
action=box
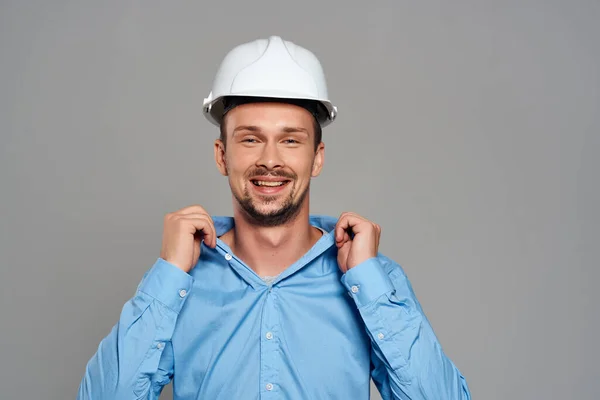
[1,1,599,399]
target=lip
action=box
[249,177,292,195]
[250,176,290,182]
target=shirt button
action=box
[224,253,232,261]
[265,383,273,391]
[266,332,273,340]
[179,289,187,298]
[156,342,164,349]
[351,285,359,293]
[377,333,385,340]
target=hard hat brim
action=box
[203,91,337,128]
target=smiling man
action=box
[78,36,471,400]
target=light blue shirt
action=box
[78,215,471,400]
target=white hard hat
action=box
[202,35,338,127]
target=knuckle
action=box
[173,216,186,227]
[164,214,176,225]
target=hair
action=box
[219,115,323,152]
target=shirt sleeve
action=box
[77,258,193,400]
[341,256,472,400]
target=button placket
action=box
[260,288,280,396]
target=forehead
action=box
[223,102,315,133]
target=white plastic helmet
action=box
[202,35,338,127]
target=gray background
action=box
[1,1,598,399]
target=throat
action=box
[225,224,325,277]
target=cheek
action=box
[301,153,318,174]
[225,152,251,175]
[292,159,317,185]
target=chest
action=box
[170,270,372,398]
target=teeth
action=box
[255,181,285,187]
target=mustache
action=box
[246,168,296,180]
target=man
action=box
[78,36,471,400]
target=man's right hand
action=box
[159,205,217,273]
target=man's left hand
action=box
[335,212,381,273]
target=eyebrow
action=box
[282,126,308,134]
[232,125,309,135]
[233,125,261,133]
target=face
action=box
[214,102,324,227]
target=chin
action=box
[251,202,287,216]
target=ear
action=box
[214,139,228,176]
[311,141,325,177]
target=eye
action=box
[283,139,299,144]
[242,138,258,143]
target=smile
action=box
[252,180,289,187]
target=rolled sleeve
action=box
[138,258,194,313]
[341,257,395,308]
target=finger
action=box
[335,230,347,247]
[335,215,347,243]
[177,210,214,236]
[335,213,368,241]
[179,216,217,248]
[340,231,350,247]
[175,213,213,223]
[183,214,217,247]
[176,205,211,218]
[335,214,354,242]
[175,213,216,244]
[166,206,213,225]
[335,212,352,242]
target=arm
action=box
[341,256,471,400]
[77,258,193,400]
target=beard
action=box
[232,169,309,227]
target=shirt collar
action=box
[212,215,339,237]
[210,215,340,289]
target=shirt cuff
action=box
[138,258,194,313]
[341,257,395,308]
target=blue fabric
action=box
[78,215,471,400]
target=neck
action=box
[223,201,321,277]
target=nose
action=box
[256,141,284,170]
